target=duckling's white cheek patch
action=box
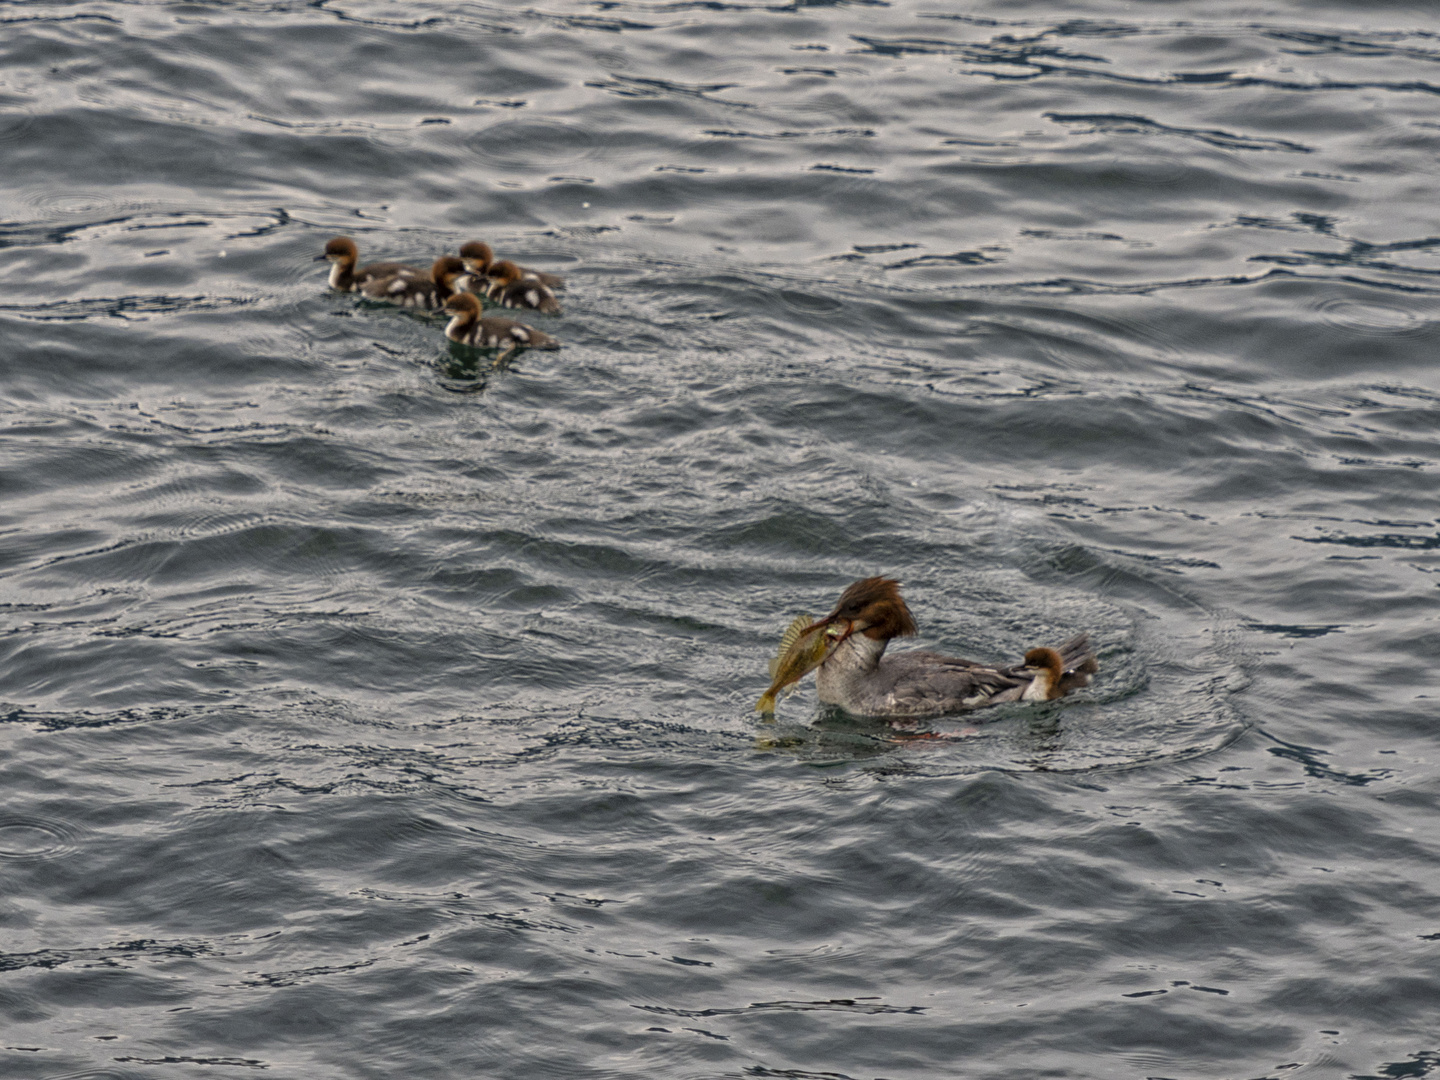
[512,328,529,342]
[388,279,407,294]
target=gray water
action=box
[2,0,1439,1077]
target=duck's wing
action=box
[1055,633,1095,673]
[499,280,562,314]
[354,260,424,286]
[882,653,1027,715]
[360,273,440,307]
[471,316,557,351]
[1055,633,1098,694]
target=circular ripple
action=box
[21,187,131,218]
[1120,156,1188,186]
[1319,298,1422,335]
[467,119,596,170]
[0,816,81,859]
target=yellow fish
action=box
[755,614,845,714]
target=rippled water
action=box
[3,0,1440,1077]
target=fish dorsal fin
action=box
[768,614,813,678]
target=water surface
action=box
[2,1,1440,1077]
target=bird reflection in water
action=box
[753,703,1068,766]
[436,339,520,393]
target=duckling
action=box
[482,260,563,315]
[458,241,565,290]
[442,292,560,362]
[359,257,468,309]
[317,236,424,292]
[1019,648,1094,705]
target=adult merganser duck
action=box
[359,257,468,308]
[806,577,1097,718]
[458,241,565,290]
[480,260,563,314]
[317,236,424,292]
[442,292,560,360]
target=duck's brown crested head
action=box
[323,236,358,262]
[444,291,481,316]
[431,255,466,280]
[459,241,494,272]
[1023,647,1064,679]
[487,259,525,285]
[826,576,917,641]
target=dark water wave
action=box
[3,1,1440,1078]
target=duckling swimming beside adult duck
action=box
[442,293,560,361]
[763,577,1097,718]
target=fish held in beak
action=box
[755,614,851,714]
